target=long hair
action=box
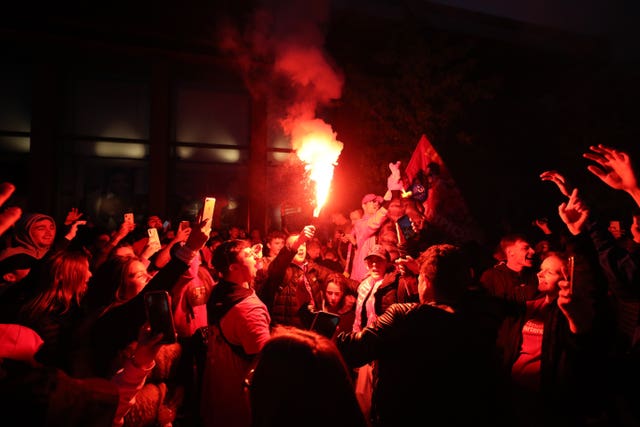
[322,272,349,313]
[249,325,369,427]
[82,254,139,313]
[20,249,90,323]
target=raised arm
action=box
[583,144,640,207]
[557,188,590,236]
[0,182,21,236]
[540,170,574,198]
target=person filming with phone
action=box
[496,251,605,427]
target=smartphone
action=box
[144,290,177,344]
[567,256,575,293]
[124,212,134,225]
[310,311,341,339]
[179,220,190,231]
[148,227,160,246]
[202,197,216,231]
[397,215,416,240]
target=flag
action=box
[404,134,443,186]
[403,134,483,244]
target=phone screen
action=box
[310,311,341,339]
[202,197,216,232]
[397,215,416,240]
[144,291,177,344]
[148,228,160,246]
[567,256,575,293]
[124,212,134,225]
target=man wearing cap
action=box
[350,193,389,282]
[351,243,409,419]
[352,244,401,334]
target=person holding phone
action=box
[70,218,210,377]
[0,182,165,427]
[541,147,640,424]
[150,220,192,270]
[256,224,341,329]
[497,251,605,427]
[317,273,356,337]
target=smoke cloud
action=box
[217,0,344,135]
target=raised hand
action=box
[117,219,136,238]
[185,219,210,252]
[395,255,419,276]
[131,322,164,369]
[0,182,21,236]
[532,218,552,235]
[174,222,191,243]
[558,188,589,235]
[64,207,84,226]
[583,145,638,193]
[557,277,593,334]
[631,214,640,244]
[302,225,316,240]
[141,239,162,260]
[540,170,573,197]
[65,220,88,241]
[387,161,404,191]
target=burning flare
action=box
[290,118,343,217]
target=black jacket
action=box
[336,299,503,427]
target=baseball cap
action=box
[361,193,383,205]
[365,244,390,262]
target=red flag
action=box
[404,134,444,186]
[403,134,483,244]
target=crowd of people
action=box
[1,143,640,427]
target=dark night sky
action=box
[2,0,639,243]
[432,0,640,59]
[323,0,640,244]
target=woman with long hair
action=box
[248,325,369,427]
[17,249,92,370]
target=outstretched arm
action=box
[0,182,21,236]
[540,170,574,197]
[583,144,640,207]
